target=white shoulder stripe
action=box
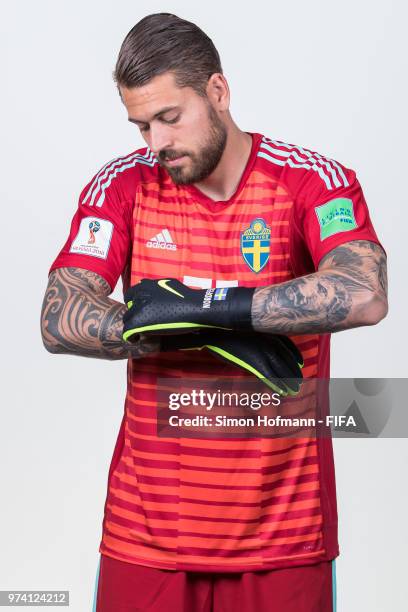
[258,150,332,189]
[270,139,349,188]
[83,149,157,208]
[261,140,342,189]
[83,149,152,204]
[258,137,349,190]
[90,153,158,208]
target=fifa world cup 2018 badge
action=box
[240,218,271,273]
[88,220,101,244]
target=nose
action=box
[148,124,173,156]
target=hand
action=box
[123,278,255,341]
[124,332,161,359]
[160,330,304,396]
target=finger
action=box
[123,284,139,304]
[264,336,303,378]
[122,329,140,344]
[263,351,302,396]
[263,337,303,395]
[124,278,153,303]
[274,335,304,367]
[139,335,161,353]
[128,335,161,359]
[262,342,298,380]
[206,343,290,396]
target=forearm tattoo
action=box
[40,267,160,360]
[252,240,388,334]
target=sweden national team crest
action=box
[240,218,271,273]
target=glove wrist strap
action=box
[228,287,255,329]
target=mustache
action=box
[158,150,190,162]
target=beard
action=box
[157,103,227,185]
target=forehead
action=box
[120,73,192,120]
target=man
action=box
[40,12,388,612]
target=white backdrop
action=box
[0,1,406,610]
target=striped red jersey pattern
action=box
[49,132,383,572]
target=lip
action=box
[165,155,187,166]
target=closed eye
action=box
[138,116,180,133]
[162,115,180,125]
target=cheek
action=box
[175,130,201,157]
[183,105,211,137]
[173,109,212,155]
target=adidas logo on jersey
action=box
[146,229,177,251]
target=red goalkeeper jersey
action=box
[49,132,383,572]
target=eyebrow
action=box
[127,106,180,125]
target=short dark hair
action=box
[113,13,223,97]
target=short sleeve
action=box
[48,171,133,292]
[292,164,385,269]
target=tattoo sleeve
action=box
[252,240,388,334]
[40,267,160,360]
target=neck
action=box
[192,125,253,201]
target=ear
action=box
[206,73,230,112]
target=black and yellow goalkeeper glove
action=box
[123,278,255,339]
[159,330,304,396]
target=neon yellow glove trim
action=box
[205,345,291,396]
